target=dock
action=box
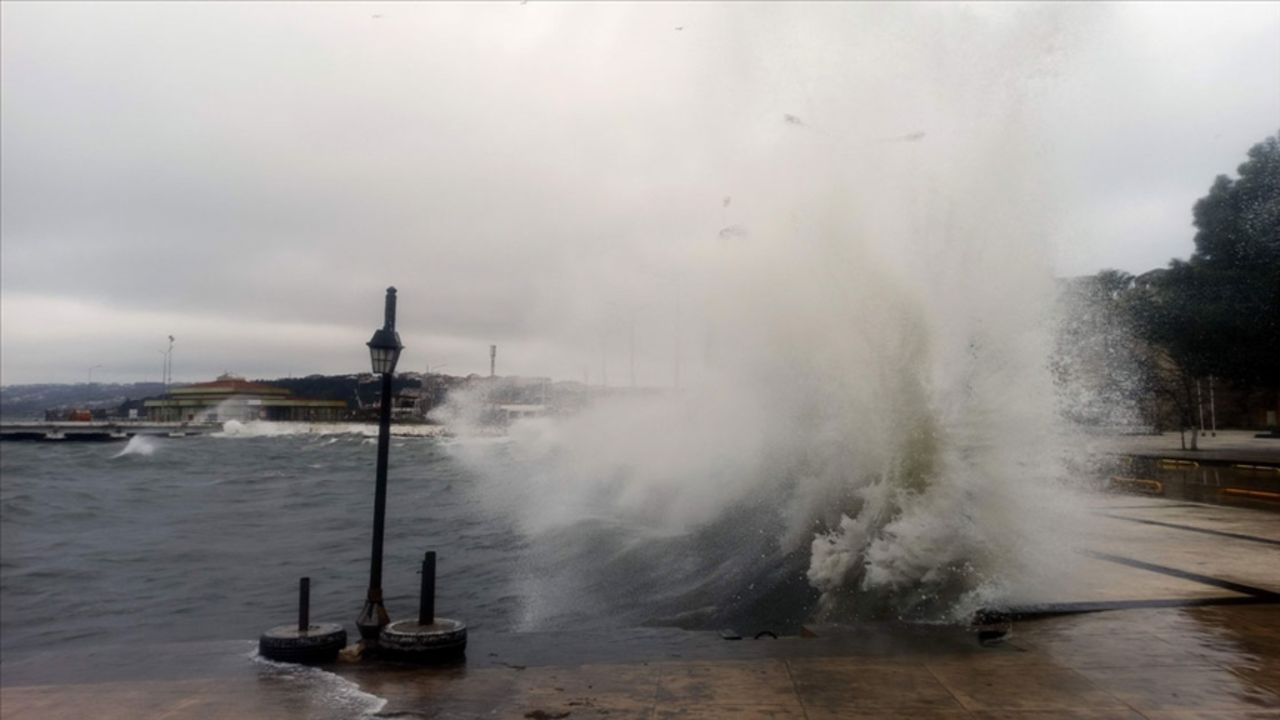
[0,420,222,441]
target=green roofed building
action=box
[145,373,349,423]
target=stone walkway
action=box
[332,604,1280,719]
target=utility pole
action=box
[1209,375,1217,437]
[672,279,682,390]
[489,345,497,378]
[628,312,636,389]
[165,335,175,386]
[1197,379,1205,436]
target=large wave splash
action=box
[440,236,1091,629]
[435,5,1099,630]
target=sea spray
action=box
[436,4,1102,629]
[112,435,158,458]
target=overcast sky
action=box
[2,1,1277,386]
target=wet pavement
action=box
[1088,430,1280,513]
[1086,429,1280,467]
[3,494,1278,719]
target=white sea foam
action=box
[215,420,445,439]
[249,648,387,718]
[112,435,158,458]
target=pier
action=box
[0,420,221,441]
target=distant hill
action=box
[259,374,426,410]
[0,373,594,422]
[0,382,166,420]
[0,375,432,421]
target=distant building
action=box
[145,373,348,422]
[496,404,547,423]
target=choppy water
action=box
[0,431,525,665]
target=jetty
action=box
[0,420,221,441]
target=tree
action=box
[1131,131,1280,439]
[1182,132,1280,387]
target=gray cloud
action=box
[2,2,1277,384]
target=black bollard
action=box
[419,552,436,626]
[260,576,346,664]
[381,551,466,662]
[298,577,311,632]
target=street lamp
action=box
[356,287,404,642]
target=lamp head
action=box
[367,328,403,375]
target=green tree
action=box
[1132,132,1280,440]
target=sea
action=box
[2,421,820,691]
[0,429,527,673]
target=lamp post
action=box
[356,287,404,642]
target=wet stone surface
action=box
[3,604,1278,719]
[3,496,1279,719]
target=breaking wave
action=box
[435,4,1100,630]
[112,435,158,458]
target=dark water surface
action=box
[0,432,526,667]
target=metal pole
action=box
[371,370,392,588]
[357,289,397,641]
[418,551,436,626]
[1209,375,1217,437]
[673,282,681,390]
[165,336,174,386]
[298,577,311,632]
[1197,379,1205,435]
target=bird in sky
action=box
[880,131,926,143]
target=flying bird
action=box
[783,114,805,126]
[675,26,684,31]
[880,131,926,143]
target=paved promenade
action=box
[1086,429,1280,466]
[3,494,1278,719]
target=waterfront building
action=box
[144,374,348,422]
